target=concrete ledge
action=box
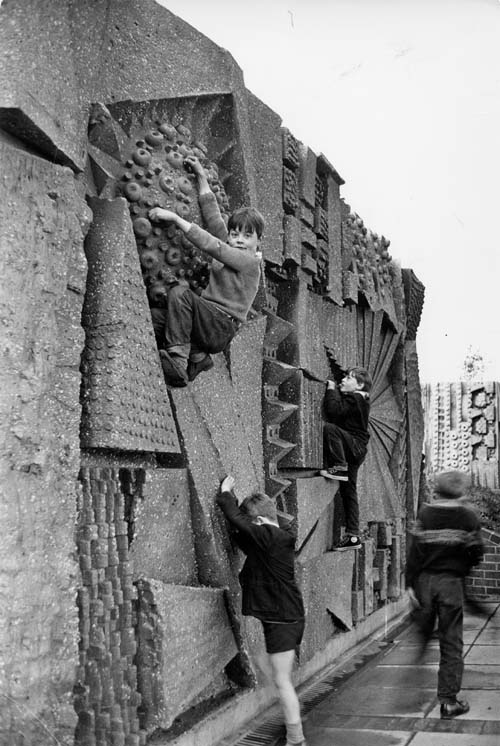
[163,595,411,746]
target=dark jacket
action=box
[217,489,304,622]
[323,388,370,446]
[406,499,484,588]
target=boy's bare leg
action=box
[268,649,304,743]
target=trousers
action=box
[414,572,464,703]
[323,422,367,535]
[151,284,240,356]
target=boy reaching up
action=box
[319,367,372,551]
[149,155,264,387]
[217,476,307,746]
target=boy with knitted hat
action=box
[406,470,484,719]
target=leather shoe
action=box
[187,354,214,381]
[440,698,469,719]
[159,350,188,387]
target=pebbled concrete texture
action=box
[0,143,90,745]
[136,580,238,732]
[130,468,197,585]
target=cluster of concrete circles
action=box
[116,119,231,306]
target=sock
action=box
[285,720,304,744]
[167,344,189,370]
[190,351,207,363]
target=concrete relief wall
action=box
[0,2,426,745]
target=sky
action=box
[159,0,500,382]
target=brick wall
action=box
[466,528,500,597]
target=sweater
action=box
[216,489,305,622]
[406,499,484,588]
[323,388,370,445]
[186,192,261,323]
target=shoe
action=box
[159,349,188,387]
[334,535,361,551]
[187,354,214,381]
[319,465,348,481]
[440,699,470,719]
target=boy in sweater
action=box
[406,470,484,719]
[319,367,371,550]
[149,156,263,387]
[217,476,307,746]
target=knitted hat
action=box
[434,470,469,498]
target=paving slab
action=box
[462,665,500,689]
[303,726,412,746]
[427,690,500,720]
[353,664,439,689]
[463,617,491,631]
[378,645,441,665]
[411,733,500,746]
[474,627,500,644]
[394,630,480,645]
[464,645,500,665]
[311,685,436,720]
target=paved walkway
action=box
[228,600,500,746]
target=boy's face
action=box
[228,226,260,254]
[340,371,363,393]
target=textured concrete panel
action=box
[280,371,325,469]
[297,501,335,561]
[0,144,90,745]
[0,0,101,170]
[246,91,283,266]
[81,197,179,454]
[229,315,267,491]
[282,476,336,549]
[136,580,238,732]
[323,301,359,371]
[99,1,239,103]
[174,353,263,504]
[297,552,354,662]
[130,469,197,585]
[318,155,344,305]
[298,144,317,208]
[76,466,147,745]
[279,277,331,380]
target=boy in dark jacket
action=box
[149,156,263,387]
[406,470,484,719]
[319,367,371,550]
[217,476,306,746]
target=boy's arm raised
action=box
[149,208,259,272]
[185,156,228,241]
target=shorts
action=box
[261,619,305,654]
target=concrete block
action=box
[246,91,283,266]
[284,215,302,266]
[0,144,90,744]
[298,144,317,208]
[282,476,336,550]
[130,469,197,585]
[229,315,267,491]
[278,277,331,380]
[297,552,354,662]
[0,0,97,169]
[136,580,238,732]
[280,370,325,469]
[81,197,179,454]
